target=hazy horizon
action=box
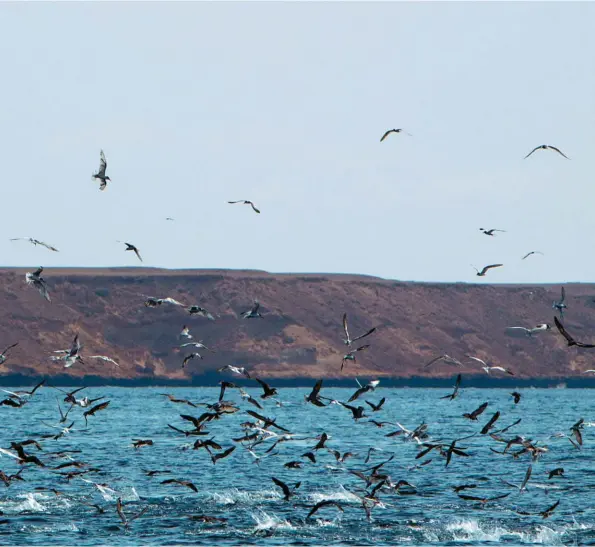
[1,2,593,284]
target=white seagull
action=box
[25,266,51,302]
[218,364,251,379]
[506,324,551,338]
[10,238,59,252]
[467,355,514,375]
[92,149,110,190]
[88,355,120,367]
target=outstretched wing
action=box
[249,201,261,214]
[554,316,575,345]
[36,240,59,252]
[467,355,487,367]
[1,342,18,355]
[523,146,541,159]
[379,129,394,142]
[352,327,377,343]
[560,286,566,303]
[548,146,569,159]
[481,264,503,275]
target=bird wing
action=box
[548,146,569,159]
[163,297,185,306]
[352,327,377,343]
[471,402,488,418]
[560,286,566,303]
[249,202,261,214]
[116,498,127,524]
[354,344,370,353]
[342,313,350,341]
[272,477,290,498]
[554,317,575,345]
[467,356,487,367]
[524,146,540,159]
[481,264,503,275]
[520,464,532,491]
[133,248,143,262]
[424,355,443,368]
[227,200,242,204]
[309,379,323,399]
[37,240,59,252]
[1,342,18,355]
[97,150,107,176]
[481,411,500,434]
[379,130,394,142]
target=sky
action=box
[0,1,593,284]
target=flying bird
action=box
[342,314,376,347]
[511,392,522,404]
[179,326,192,340]
[0,343,18,365]
[187,306,215,320]
[160,478,198,493]
[182,353,203,368]
[144,296,186,307]
[440,374,462,401]
[272,477,300,501]
[524,145,569,160]
[554,317,595,348]
[424,354,463,368]
[479,228,505,236]
[553,287,567,318]
[462,402,488,421]
[348,379,380,403]
[505,324,551,338]
[25,266,51,302]
[116,497,148,528]
[241,301,262,319]
[228,200,260,214]
[117,242,142,263]
[522,251,544,260]
[10,238,59,252]
[88,355,119,367]
[92,149,110,190]
[467,356,514,376]
[472,264,503,277]
[218,365,251,379]
[341,345,370,371]
[380,128,412,141]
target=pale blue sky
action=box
[0,2,593,283]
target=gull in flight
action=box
[552,287,567,319]
[180,341,214,352]
[524,145,569,160]
[424,354,463,368]
[472,264,503,277]
[179,325,192,340]
[50,334,83,368]
[342,313,376,346]
[522,251,544,260]
[479,228,505,237]
[187,306,215,320]
[218,364,251,379]
[88,355,119,367]
[505,324,551,338]
[92,149,110,190]
[241,301,262,319]
[10,238,59,252]
[341,345,370,371]
[144,296,185,308]
[228,200,260,214]
[182,353,202,368]
[117,241,142,263]
[380,128,412,141]
[25,266,51,302]
[467,355,514,376]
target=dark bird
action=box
[511,392,521,404]
[83,401,110,426]
[144,470,170,477]
[328,449,354,463]
[481,411,501,434]
[501,464,532,492]
[218,381,237,402]
[301,451,317,463]
[228,200,260,214]
[553,287,567,318]
[160,479,198,492]
[479,228,505,236]
[118,242,142,263]
[342,314,376,346]
[255,378,278,399]
[452,484,477,493]
[554,317,595,348]
[92,149,110,190]
[339,402,366,420]
[548,468,565,480]
[306,500,344,519]
[540,500,560,519]
[245,410,290,433]
[472,264,503,277]
[305,380,326,407]
[380,128,412,141]
[341,345,370,371]
[440,374,462,401]
[116,497,148,528]
[522,251,544,260]
[365,398,386,412]
[463,402,488,421]
[524,145,569,160]
[209,446,236,464]
[348,380,380,403]
[570,418,584,447]
[313,433,329,451]
[182,353,203,368]
[458,493,510,505]
[284,461,302,469]
[25,266,51,302]
[271,477,300,501]
[160,394,197,408]
[132,439,153,449]
[241,301,262,319]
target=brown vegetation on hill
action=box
[1,268,595,381]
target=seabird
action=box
[479,228,505,236]
[553,287,567,318]
[305,379,326,407]
[342,313,376,346]
[227,200,260,214]
[554,317,595,348]
[380,128,412,141]
[424,354,463,368]
[25,266,51,302]
[458,493,510,505]
[10,238,59,252]
[348,379,380,403]
[92,149,110,190]
[116,497,148,528]
[160,478,198,492]
[548,468,565,480]
[505,324,551,337]
[467,356,514,376]
[440,374,462,400]
[132,439,153,449]
[365,397,386,412]
[306,500,344,520]
[218,365,251,379]
[462,402,488,421]
[182,353,203,368]
[472,264,503,277]
[339,402,366,420]
[341,345,370,371]
[255,378,277,399]
[118,241,142,263]
[0,343,18,365]
[88,355,119,367]
[522,251,544,260]
[271,477,300,501]
[83,400,110,426]
[144,296,186,307]
[480,411,501,434]
[179,326,192,340]
[209,446,236,464]
[501,464,532,492]
[180,341,214,352]
[241,301,262,319]
[511,392,522,404]
[187,306,215,320]
[524,145,569,159]
[160,394,197,407]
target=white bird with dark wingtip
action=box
[143,296,186,308]
[505,324,551,338]
[380,128,412,141]
[424,354,463,368]
[180,341,214,352]
[472,264,503,277]
[479,228,506,237]
[467,355,514,376]
[10,238,59,252]
[187,306,215,320]
[228,200,260,214]
[117,241,142,263]
[218,364,251,379]
[342,313,376,347]
[182,353,202,368]
[25,266,51,302]
[524,145,569,160]
[241,301,262,319]
[88,355,120,367]
[92,149,111,190]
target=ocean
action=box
[0,386,592,546]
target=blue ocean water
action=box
[0,386,593,546]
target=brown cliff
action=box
[1,267,594,381]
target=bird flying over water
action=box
[116,497,148,528]
[341,345,370,371]
[342,313,376,347]
[424,354,463,368]
[479,228,505,236]
[92,149,110,190]
[228,200,260,214]
[524,145,569,160]
[467,356,514,376]
[218,365,251,379]
[182,353,202,368]
[10,238,59,252]
[440,374,462,401]
[472,264,503,277]
[88,355,119,367]
[380,128,412,141]
[25,266,51,302]
[117,242,142,263]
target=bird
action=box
[241,301,262,319]
[424,354,463,368]
[143,296,186,307]
[467,356,514,376]
[10,238,59,252]
[92,149,110,190]
[217,365,251,379]
[524,145,569,159]
[505,324,551,338]
[553,287,567,318]
[116,497,148,528]
[83,401,110,426]
[132,439,153,449]
[365,397,386,412]
[179,326,192,340]
[227,200,260,214]
[554,317,595,348]
[118,242,142,263]
[160,394,197,407]
[182,353,202,368]
[271,477,300,501]
[187,306,215,320]
[440,374,462,400]
[255,378,278,399]
[548,468,565,480]
[180,341,214,352]
[462,402,488,421]
[342,314,376,346]
[341,345,370,371]
[472,264,503,277]
[479,228,505,236]
[480,411,500,434]
[511,392,522,404]
[0,343,18,365]
[522,251,544,260]
[501,464,532,493]
[305,379,326,407]
[25,266,51,302]
[348,379,380,403]
[88,355,119,367]
[306,500,344,520]
[160,479,198,493]
[380,128,412,141]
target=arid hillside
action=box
[2,267,595,382]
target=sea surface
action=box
[0,386,594,546]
